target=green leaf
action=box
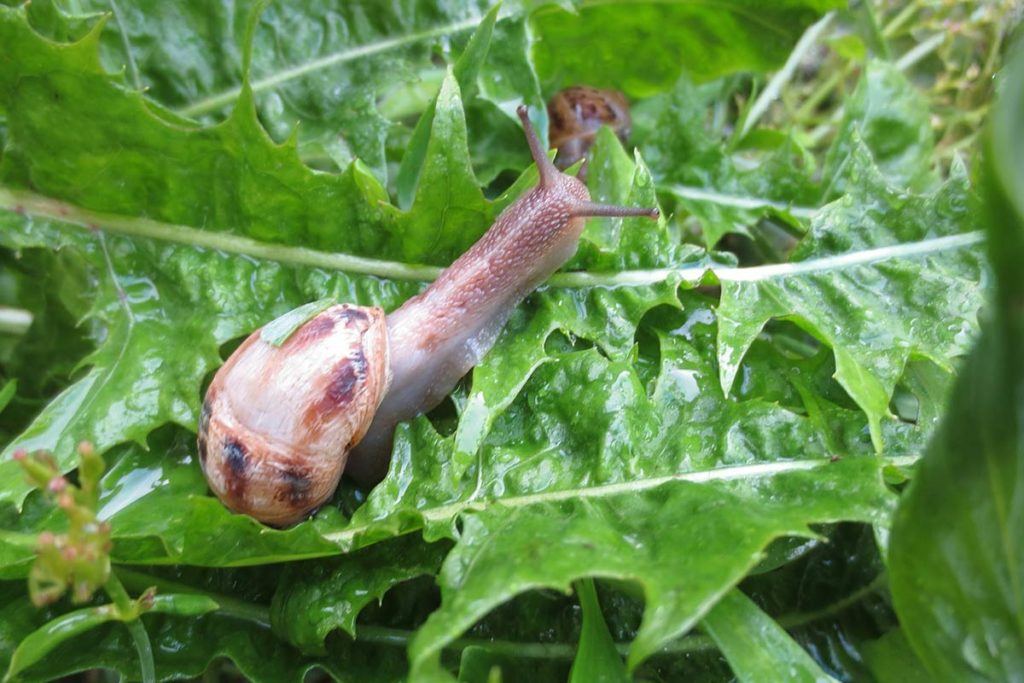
[701,589,837,683]
[860,629,930,683]
[716,141,984,450]
[637,75,818,248]
[0,3,1001,680]
[0,589,406,683]
[530,0,844,94]
[409,457,897,677]
[0,381,14,415]
[568,579,627,683]
[395,5,499,210]
[75,1,505,183]
[888,40,1024,683]
[389,70,492,264]
[270,536,448,654]
[4,604,119,682]
[824,61,936,196]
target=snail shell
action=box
[547,86,631,173]
[198,304,390,527]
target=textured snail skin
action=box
[547,86,631,172]
[201,106,656,524]
[199,304,390,526]
[344,106,656,486]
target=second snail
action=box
[199,104,657,526]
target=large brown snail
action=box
[198,106,658,526]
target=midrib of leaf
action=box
[668,184,819,219]
[177,14,485,117]
[0,187,985,288]
[322,455,919,548]
[108,0,141,91]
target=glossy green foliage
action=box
[702,589,837,683]
[530,0,843,94]
[888,39,1024,682]
[0,1,1000,681]
[568,580,628,683]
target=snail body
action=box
[200,107,657,526]
[547,86,631,173]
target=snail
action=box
[198,106,658,526]
[547,86,631,175]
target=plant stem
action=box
[895,33,945,72]
[110,567,889,661]
[105,570,156,683]
[861,0,891,60]
[116,568,272,627]
[882,2,920,38]
[739,12,835,140]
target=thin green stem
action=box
[108,0,142,91]
[110,567,889,662]
[882,2,919,38]
[105,570,156,683]
[894,33,945,72]
[739,12,835,139]
[861,0,891,60]
[777,573,888,629]
[116,568,271,627]
[794,65,851,122]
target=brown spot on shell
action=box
[279,467,312,505]
[290,314,336,347]
[337,306,369,325]
[223,438,248,501]
[300,345,368,436]
[326,347,365,406]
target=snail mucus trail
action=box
[199,106,659,526]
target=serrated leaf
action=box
[409,457,898,677]
[638,75,818,248]
[396,5,499,210]
[0,590,404,683]
[824,60,936,196]
[270,536,448,654]
[716,141,984,450]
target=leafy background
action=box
[0,0,1019,681]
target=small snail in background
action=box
[547,86,631,177]
[199,106,659,526]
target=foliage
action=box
[0,0,1017,681]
